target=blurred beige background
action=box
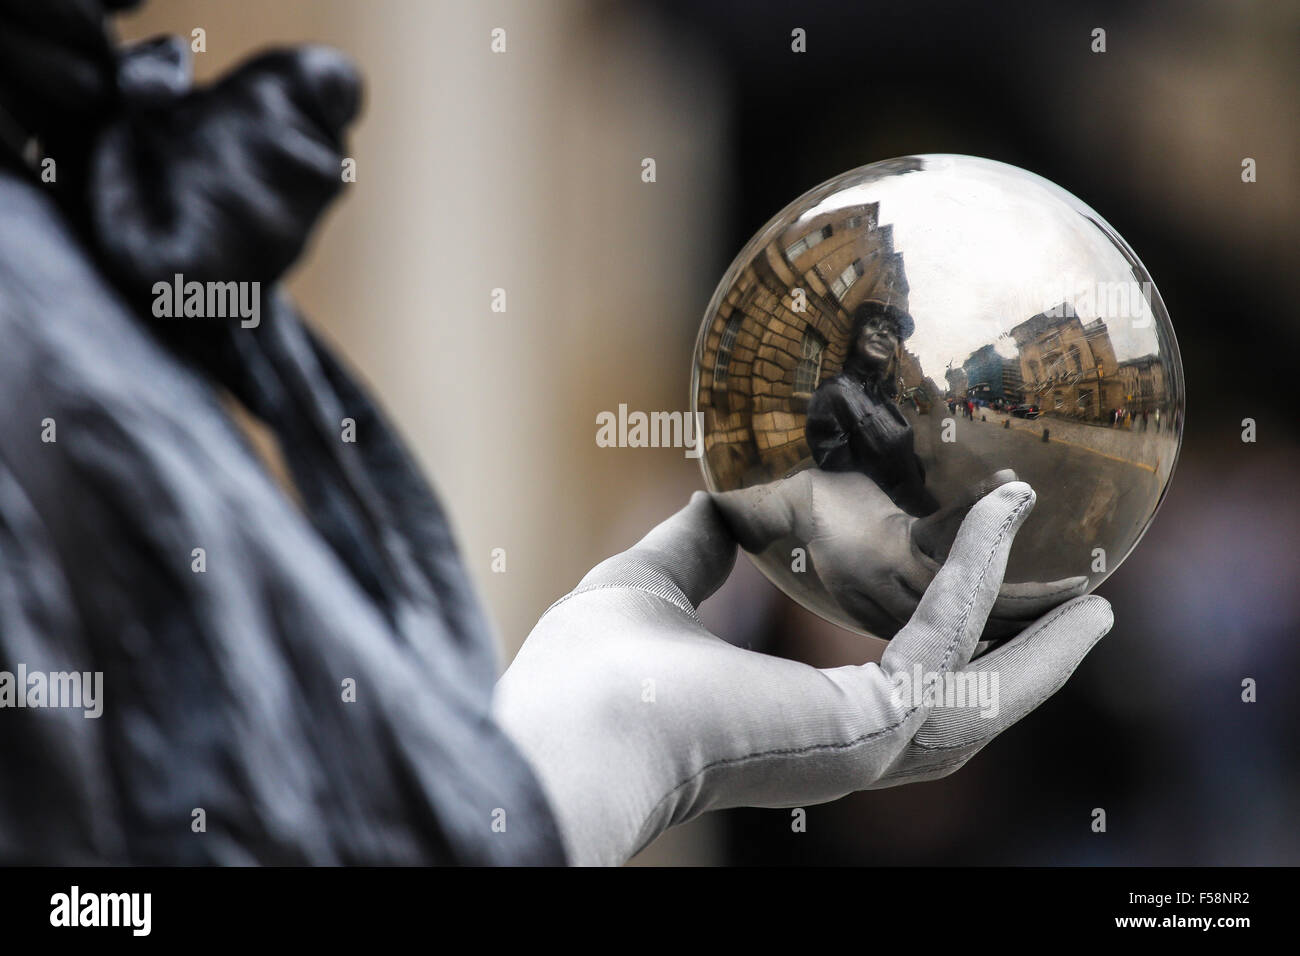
[119,0,732,864]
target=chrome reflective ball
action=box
[692,155,1184,641]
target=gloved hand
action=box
[712,468,1088,640]
[493,481,1113,866]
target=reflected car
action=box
[1010,403,1040,419]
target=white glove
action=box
[711,468,1089,640]
[494,481,1113,866]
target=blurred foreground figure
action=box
[0,0,564,864]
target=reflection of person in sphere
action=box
[805,301,939,517]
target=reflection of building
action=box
[1007,305,1173,420]
[1001,355,1024,403]
[1009,304,1124,419]
[697,201,918,484]
[1115,354,1166,414]
[961,344,1024,404]
[898,351,942,411]
[944,365,967,398]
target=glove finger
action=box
[685,657,931,808]
[982,575,1089,642]
[990,575,1090,621]
[573,490,737,610]
[911,594,1114,751]
[868,743,980,788]
[883,481,1036,676]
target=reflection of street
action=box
[997,412,1173,477]
[910,407,1175,584]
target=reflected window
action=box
[830,259,865,301]
[714,314,740,388]
[784,224,833,262]
[794,328,825,396]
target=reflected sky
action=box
[802,155,1163,382]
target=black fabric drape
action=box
[0,0,565,864]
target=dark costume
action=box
[805,353,939,517]
[0,1,564,864]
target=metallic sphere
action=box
[692,155,1184,641]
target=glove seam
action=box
[930,491,1031,673]
[542,582,705,628]
[643,702,926,832]
[877,754,970,783]
[910,598,1092,752]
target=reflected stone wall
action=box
[698,201,912,487]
